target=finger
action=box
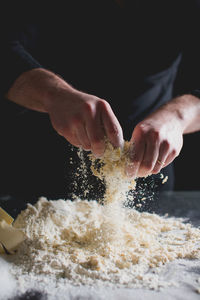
[163,149,177,167]
[152,156,167,174]
[75,124,91,151]
[68,133,82,148]
[125,140,146,178]
[152,141,170,174]
[61,126,82,148]
[139,137,159,176]
[100,101,124,149]
[86,114,105,158]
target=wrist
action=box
[189,89,200,100]
[161,94,200,134]
[40,72,78,113]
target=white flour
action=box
[1,143,200,299]
[0,257,17,299]
[90,141,136,204]
[8,196,200,292]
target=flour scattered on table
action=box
[9,196,200,290]
[0,257,17,299]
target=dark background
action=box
[173,44,200,191]
[174,132,200,190]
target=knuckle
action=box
[161,139,170,150]
[98,99,111,110]
[136,124,160,140]
[149,129,160,141]
[171,148,178,157]
[83,101,94,115]
[136,123,147,135]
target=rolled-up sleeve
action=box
[1,3,43,98]
[1,40,42,96]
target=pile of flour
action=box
[10,196,200,290]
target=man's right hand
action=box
[6,68,123,157]
[45,89,124,157]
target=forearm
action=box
[157,94,200,134]
[5,68,77,113]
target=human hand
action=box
[45,89,123,157]
[125,108,184,178]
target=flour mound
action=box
[12,197,200,290]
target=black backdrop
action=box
[173,42,200,191]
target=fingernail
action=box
[129,142,135,160]
[111,129,124,149]
[93,151,104,159]
[83,146,91,151]
[119,139,124,150]
[125,163,137,178]
[94,154,102,159]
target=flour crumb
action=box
[162,176,168,184]
[90,140,136,204]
